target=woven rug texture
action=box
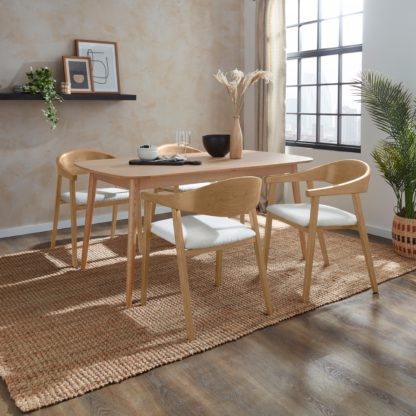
[0,220,415,412]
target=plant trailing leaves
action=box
[24,67,63,129]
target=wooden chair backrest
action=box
[320,159,369,185]
[57,149,115,179]
[143,177,262,216]
[158,143,202,156]
[306,159,371,195]
[267,159,371,197]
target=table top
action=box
[75,150,312,181]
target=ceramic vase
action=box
[230,116,243,159]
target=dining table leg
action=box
[126,179,140,307]
[291,165,307,259]
[81,173,97,270]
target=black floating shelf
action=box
[0,93,136,101]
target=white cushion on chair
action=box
[61,187,129,205]
[151,215,255,249]
[178,182,212,191]
[267,203,357,227]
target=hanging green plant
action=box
[23,67,63,129]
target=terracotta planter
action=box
[392,214,416,258]
[230,116,243,159]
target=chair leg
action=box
[303,230,317,302]
[215,250,223,286]
[250,209,273,315]
[317,230,329,266]
[151,203,157,221]
[352,194,379,294]
[151,188,159,221]
[50,175,62,249]
[110,205,118,238]
[291,179,306,260]
[176,247,195,341]
[141,201,152,306]
[172,209,195,341]
[239,214,245,224]
[263,213,273,267]
[69,180,78,268]
[303,197,319,302]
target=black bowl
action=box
[202,134,230,157]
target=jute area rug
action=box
[0,219,415,412]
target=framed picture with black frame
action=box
[62,56,94,93]
[75,39,120,94]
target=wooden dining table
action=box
[75,150,312,307]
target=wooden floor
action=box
[1,221,415,416]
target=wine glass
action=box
[175,129,191,158]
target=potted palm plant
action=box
[356,71,416,258]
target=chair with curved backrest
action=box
[155,143,245,223]
[139,177,273,341]
[51,149,129,267]
[156,144,210,192]
[263,159,379,303]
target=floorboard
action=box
[0,221,415,415]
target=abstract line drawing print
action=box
[76,40,120,93]
[86,49,109,85]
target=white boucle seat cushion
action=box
[267,203,357,227]
[61,187,129,205]
[151,214,255,249]
[178,182,211,191]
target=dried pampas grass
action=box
[214,68,272,116]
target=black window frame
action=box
[285,0,363,153]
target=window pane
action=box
[300,115,317,141]
[285,114,297,140]
[300,0,318,22]
[342,0,363,15]
[320,115,338,143]
[341,85,360,114]
[286,59,298,85]
[342,14,362,46]
[320,85,338,113]
[342,52,362,82]
[286,0,298,26]
[300,23,317,51]
[320,55,338,83]
[320,0,340,19]
[286,27,298,53]
[301,86,316,113]
[301,57,317,84]
[286,87,298,113]
[341,116,361,145]
[320,18,339,49]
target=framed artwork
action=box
[62,56,93,93]
[75,39,120,94]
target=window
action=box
[285,0,363,152]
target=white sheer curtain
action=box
[255,0,286,153]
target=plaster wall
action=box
[0,0,243,235]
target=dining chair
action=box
[154,143,245,223]
[263,159,379,303]
[139,176,273,341]
[156,144,210,191]
[51,149,130,268]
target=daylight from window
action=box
[285,0,363,150]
